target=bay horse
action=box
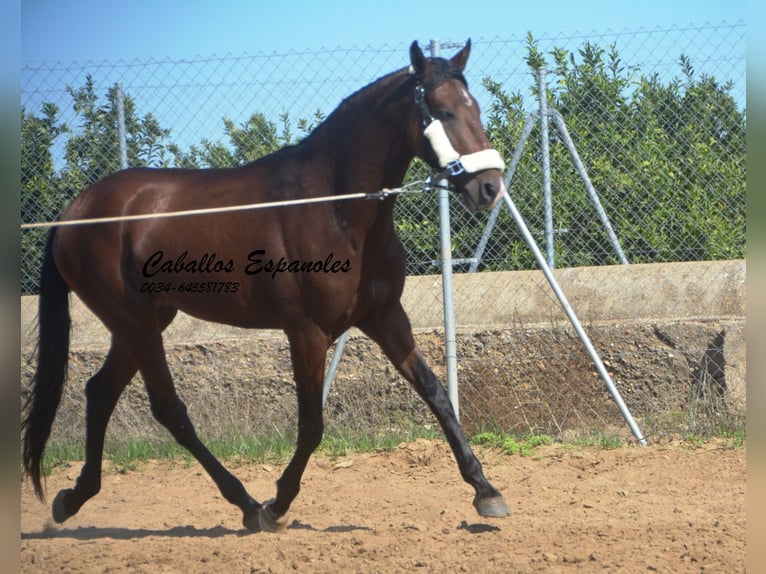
[22,40,510,532]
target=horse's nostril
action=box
[481,182,496,203]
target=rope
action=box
[20,180,432,230]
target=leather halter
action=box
[413,80,505,179]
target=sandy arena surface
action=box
[21,438,745,573]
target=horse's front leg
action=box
[258,323,329,532]
[358,302,510,518]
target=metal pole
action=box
[500,189,647,445]
[437,199,459,420]
[550,110,629,265]
[323,330,350,407]
[536,68,554,268]
[470,111,538,272]
[115,83,128,170]
[429,38,460,420]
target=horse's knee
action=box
[147,393,186,425]
[84,371,108,404]
[147,395,198,446]
[298,417,324,451]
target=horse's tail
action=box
[22,229,71,501]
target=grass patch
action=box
[470,431,553,456]
[319,425,441,459]
[574,431,625,450]
[684,424,746,450]
[41,439,83,477]
[642,410,746,444]
[717,426,746,449]
[198,431,299,465]
[37,421,745,480]
[39,425,443,477]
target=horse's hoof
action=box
[242,509,262,533]
[258,499,288,533]
[473,494,511,518]
[243,514,262,532]
[51,489,74,524]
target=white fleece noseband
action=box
[423,119,505,177]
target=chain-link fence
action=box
[21,22,746,441]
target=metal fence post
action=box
[500,186,647,445]
[323,330,349,407]
[429,38,460,420]
[470,111,538,271]
[536,68,554,268]
[550,109,629,264]
[115,83,128,170]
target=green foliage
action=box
[21,103,70,294]
[20,44,746,293]
[470,431,553,456]
[169,112,284,168]
[20,78,317,294]
[61,77,173,190]
[39,426,443,475]
[474,36,745,269]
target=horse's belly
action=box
[145,275,283,329]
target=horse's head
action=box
[407,40,505,212]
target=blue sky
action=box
[21,0,745,62]
[18,0,747,174]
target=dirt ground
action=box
[21,438,745,573]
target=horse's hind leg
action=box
[51,306,177,524]
[357,302,510,518]
[51,337,138,523]
[128,328,261,531]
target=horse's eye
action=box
[437,110,454,120]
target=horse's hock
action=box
[20,260,746,438]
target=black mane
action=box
[301,56,467,146]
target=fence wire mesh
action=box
[21,22,746,441]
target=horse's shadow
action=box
[21,520,373,541]
[285,520,372,533]
[21,524,249,541]
[22,519,497,540]
[457,520,502,534]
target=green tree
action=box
[20,103,69,294]
[60,76,172,191]
[21,77,173,294]
[169,110,323,168]
[476,36,745,269]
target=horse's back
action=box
[50,155,375,333]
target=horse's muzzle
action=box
[458,171,505,212]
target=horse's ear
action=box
[450,39,472,72]
[409,41,427,75]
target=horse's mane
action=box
[299,67,411,147]
[300,56,468,147]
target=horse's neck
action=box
[309,75,415,195]
[281,73,415,245]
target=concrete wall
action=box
[21,260,745,350]
[20,260,746,419]
[401,259,745,329]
